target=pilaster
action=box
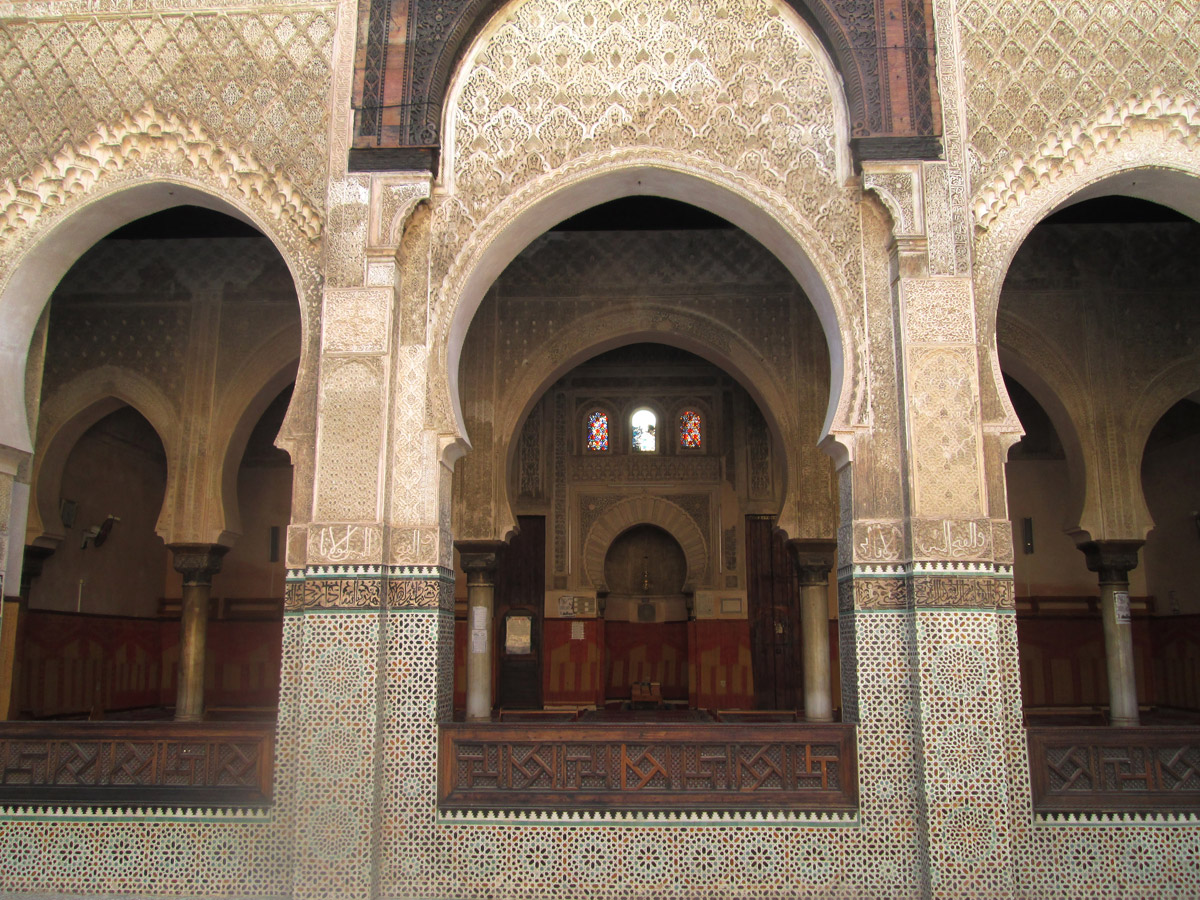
[860,161,1022,898]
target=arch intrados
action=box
[0,180,304,455]
[447,168,848,449]
[998,353,1089,534]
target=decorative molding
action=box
[0,106,322,246]
[369,175,432,249]
[862,164,923,236]
[972,90,1200,231]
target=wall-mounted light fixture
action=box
[1022,517,1034,555]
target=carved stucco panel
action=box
[0,7,335,204]
[960,0,1200,194]
[325,176,370,288]
[322,288,391,355]
[307,522,383,565]
[314,355,385,522]
[902,278,975,345]
[908,345,984,519]
[389,346,439,530]
[912,517,992,563]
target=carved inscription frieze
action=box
[303,575,384,610]
[569,455,720,485]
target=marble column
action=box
[1080,540,1143,727]
[456,541,505,721]
[787,539,837,723]
[168,544,228,722]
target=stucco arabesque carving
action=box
[0,106,324,250]
[972,90,1200,234]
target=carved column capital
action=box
[455,540,506,587]
[168,543,229,586]
[1079,540,1143,584]
[786,539,838,586]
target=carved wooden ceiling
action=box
[350,0,942,171]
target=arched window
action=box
[586,410,609,452]
[631,408,656,452]
[679,409,702,449]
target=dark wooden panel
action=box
[746,517,801,711]
[1027,726,1200,814]
[0,721,274,807]
[439,721,857,812]
[495,516,544,710]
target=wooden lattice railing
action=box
[439,721,857,812]
[1027,725,1200,814]
[0,721,274,807]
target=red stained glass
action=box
[680,410,702,448]
[587,411,609,451]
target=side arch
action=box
[28,368,179,546]
[582,496,710,593]
[0,108,322,460]
[972,91,1200,342]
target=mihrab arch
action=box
[582,495,710,594]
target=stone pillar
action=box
[168,543,227,722]
[788,539,837,722]
[456,541,504,721]
[1080,540,1143,727]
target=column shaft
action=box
[1081,541,1142,727]
[799,580,832,722]
[457,542,504,721]
[168,544,227,723]
[787,539,837,723]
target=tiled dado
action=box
[838,565,1015,612]
[285,566,454,611]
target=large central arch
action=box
[441,161,859,456]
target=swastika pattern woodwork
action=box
[1027,726,1200,814]
[439,722,856,811]
[0,721,274,807]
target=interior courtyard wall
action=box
[1,0,1199,896]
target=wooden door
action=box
[745,516,802,710]
[494,516,544,710]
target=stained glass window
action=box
[680,410,702,448]
[631,408,656,452]
[587,410,609,451]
